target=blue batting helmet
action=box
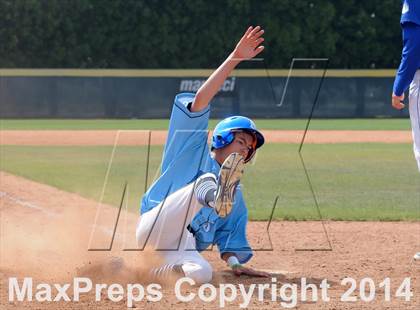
[212,116,265,161]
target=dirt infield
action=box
[1,171,419,309]
[0,130,413,145]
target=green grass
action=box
[1,143,419,221]
[0,118,411,130]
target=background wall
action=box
[0,69,407,119]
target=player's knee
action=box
[193,263,213,284]
[183,260,213,284]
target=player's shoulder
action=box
[174,92,196,108]
[172,92,210,118]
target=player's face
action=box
[216,131,256,164]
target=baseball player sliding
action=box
[391,0,420,261]
[136,26,271,283]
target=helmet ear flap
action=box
[225,131,235,145]
[215,135,224,146]
[213,131,235,148]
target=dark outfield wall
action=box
[0,70,408,119]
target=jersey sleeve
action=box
[393,23,420,96]
[215,211,253,264]
[161,93,211,172]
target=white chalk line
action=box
[0,190,128,242]
[0,191,59,217]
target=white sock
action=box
[194,174,217,208]
[149,264,184,281]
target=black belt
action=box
[187,224,195,235]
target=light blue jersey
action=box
[141,93,253,263]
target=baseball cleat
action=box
[214,152,245,218]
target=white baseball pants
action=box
[409,70,420,172]
[136,177,213,284]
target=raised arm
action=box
[191,26,265,112]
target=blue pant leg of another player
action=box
[409,70,420,172]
